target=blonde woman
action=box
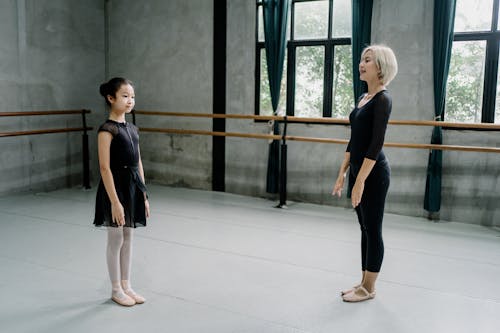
[333,45,398,302]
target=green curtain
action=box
[349,0,373,197]
[424,0,456,213]
[263,0,289,193]
[351,0,373,101]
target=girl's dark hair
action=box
[99,77,133,106]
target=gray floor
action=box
[0,185,499,333]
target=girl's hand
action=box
[332,175,345,197]
[351,180,365,208]
[144,199,150,218]
[111,202,125,226]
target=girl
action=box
[332,45,398,302]
[94,77,150,306]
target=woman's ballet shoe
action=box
[124,288,146,304]
[340,284,361,296]
[111,291,136,307]
[342,286,376,302]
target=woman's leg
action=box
[341,204,368,295]
[343,167,389,301]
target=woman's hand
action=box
[144,199,150,218]
[332,175,345,197]
[351,180,365,208]
[111,201,125,226]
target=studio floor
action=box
[0,184,499,333]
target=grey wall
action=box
[105,0,213,189]
[0,0,104,193]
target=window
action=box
[446,0,500,123]
[256,0,353,118]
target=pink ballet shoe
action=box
[111,290,136,307]
[342,286,376,302]
[124,288,146,304]
[340,284,361,296]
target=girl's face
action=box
[108,84,135,113]
[359,50,380,83]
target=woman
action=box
[332,45,398,302]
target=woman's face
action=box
[108,84,135,113]
[359,50,380,83]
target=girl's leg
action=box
[120,227,146,304]
[107,227,135,306]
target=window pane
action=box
[332,0,352,37]
[258,5,264,42]
[260,48,287,116]
[445,41,486,123]
[332,45,354,118]
[294,0,329,39]
[295,46,324,117]
[454,0,493,32]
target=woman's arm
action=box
[332,152,350,197]
[351,158,376,207]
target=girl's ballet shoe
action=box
[342,286,376,302]
[111,292,136,307]
[124,289,146,304]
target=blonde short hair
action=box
[361,45,398,86]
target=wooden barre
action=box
[140,127,282,140]
[133,110,500,130]
[135,111,280,121]
[0,110,91,117]
[285,135,500,153]
[139,127,500,153]
[0,127,93,138]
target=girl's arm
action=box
[98,131,125,225]
[137,146,150,218]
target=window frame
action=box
[448,0,500,123]
[255,0,352,118]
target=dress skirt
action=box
[94,166,147,228]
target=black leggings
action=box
[350,161,390,272]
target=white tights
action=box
[106,227,133,291]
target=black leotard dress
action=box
[94,120,148,228]
[346,90,391,272]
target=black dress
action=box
[346,90,391,272]
[94,120,148,228]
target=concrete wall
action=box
[0,0,104,194]
[105,0,213,190]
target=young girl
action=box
[94,77,150,306]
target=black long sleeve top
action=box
[346,90,392,175]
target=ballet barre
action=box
[0,109,92,189]
[132,110,500,153]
